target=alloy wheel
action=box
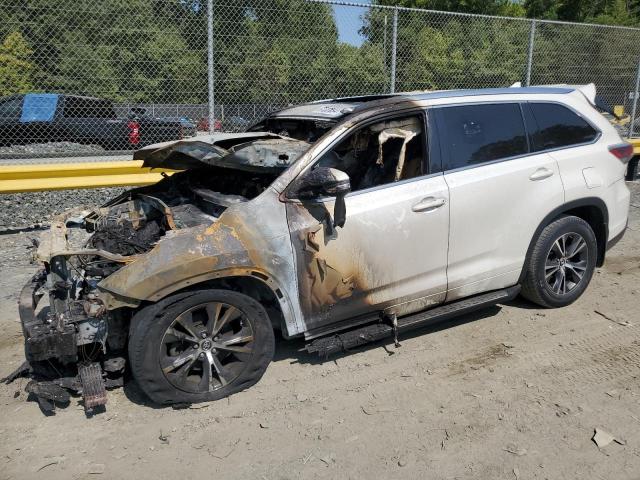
[159,302,254,393]
[544,232,589,295]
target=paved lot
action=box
[0,182,639,480]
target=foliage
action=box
[0,0,639,107]
[0,31,34,96]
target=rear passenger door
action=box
[432,102,565,301]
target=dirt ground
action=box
[0,182,639,480]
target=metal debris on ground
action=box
[592,428,625,448]
[594,310,632,326]
[504,443,527,456]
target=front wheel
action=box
[128,289,275,405]
[521,215,597,308]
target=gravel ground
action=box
[0,187,128,230]
[0,142,106,157]
[0,182,638,480]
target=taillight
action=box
[128,121,140,146]
[608,143,634,164]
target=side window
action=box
[94,100,117,119]
[0,96,23,119]
[315,114,426,192]
[528,103,598,151]
[64,97,115,118]
[436,103,528,170]
[63,97,89,118]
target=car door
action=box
[432,102,565,302]
[285,112,450,334]
[0,95,24,146]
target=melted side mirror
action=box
[292,167,351,228]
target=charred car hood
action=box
[133,132,310,172]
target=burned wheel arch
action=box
[114,269,298,335]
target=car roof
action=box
[269,87,576,121]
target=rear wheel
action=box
[128,289,275,405]
[521,215,597,308]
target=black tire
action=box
[128,289,275,405]
[521,215,597,308]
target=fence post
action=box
[390,7,398,93]
[628,57,640,138]
[207,0,215,133]
[525,19,536,87]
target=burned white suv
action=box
[14,86,632,411]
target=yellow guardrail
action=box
[0,161,178,194]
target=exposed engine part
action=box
[26,322,77,363]
[81,165,279,261]
[103,356,126,373]
[75,318,108,347]
[13,269,128,414]
[86,199,166,256]
[79,362,108,410]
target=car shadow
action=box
[273,304,504,366]
[503,296,543,310]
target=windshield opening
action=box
[248,117,334,143]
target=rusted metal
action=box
[78,363,108,410]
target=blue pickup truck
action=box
[0,93,191,150]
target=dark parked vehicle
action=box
[0,93,188,150]
[158,116,197,138]
[197,116,223,132]
[223,115,250,132]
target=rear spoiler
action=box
[509,82,624,120]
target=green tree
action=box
[374,0,526,16]
[524,0,640,24]
[0,31,34,96]
[1,0,206,103]
[363,3,529,91]
[213,0,387,105]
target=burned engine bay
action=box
[7,134,310,413]
[86,165,279,258]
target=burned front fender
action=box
[96,194,304,335]
[97,221,251,304]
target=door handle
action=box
[529,167,554,181]
[412,197,446,212]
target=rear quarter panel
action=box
[549,95,630,240]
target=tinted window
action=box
[64,97,116,119]
[529,103,598,150]
[437,103,528,170]
[0,96,23,119]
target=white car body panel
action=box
[444,151,565,301]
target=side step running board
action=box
[306,286,520,357]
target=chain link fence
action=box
[0,0,639,160]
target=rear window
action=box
[436,103,528,170]
[528,103,598,151]
[63,97,116,119]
